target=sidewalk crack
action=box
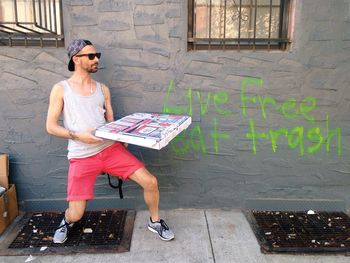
[204,210,216,263]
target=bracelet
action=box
[68,130,78,140]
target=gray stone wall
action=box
[1,0,350,211]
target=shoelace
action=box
[54,220,71,232]
[159,219,169,231]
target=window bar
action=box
[59,0,64,34]
[281,0,290,49]
[17,22,44,34]
[24,36,28,47]
[43,0,48,30]
[0,25,26,34]
[45,0,53,31]
[238,0,242,51]
[48,0,52,32]
[209,0,212,50]
[1,0,63,47]
[13,0,22,42]
[268,0,272,51]
[32,0,60,35]
[223,0,227,50]
[0,28,12,34]
[248,0,253,39]
[38,0,43,27]
[53,0,58,34]
[14,0,43,35]
[33,0,37,26]
[253,0,257,51]
[33,0,57,35]
[188,0,195,50]
[31,0,56,35]
[279,0,285,49]
[13,0,18,23]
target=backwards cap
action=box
[67,39,92,71]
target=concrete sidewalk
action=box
[0,209,349,263]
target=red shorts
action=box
[67,142,144,201]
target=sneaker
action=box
[147,217,174,241]
[53,217,74,244]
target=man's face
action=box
[74,45,100,73]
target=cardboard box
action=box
[0,184,18,234]
[0,154,9,189]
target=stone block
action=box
[99,17,131,31]
[70,0,93,5]
[71,12,97,26]
[98,0,130,12]
[134,6,165,26]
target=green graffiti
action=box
[326,113,341,156]
[246,119,269,155]
[245,117,341,157]
[163,78,342,157]
[196,91,211,116]
[210,117,230,153]
[170,130,191,155]
[163,80,183,114]
[213,92,232,116]
[240,77,263,117]
[269,128,288,153]
[288,126,304,156]
[300,97,317,122]
[169,120,229,154]
[184,88,193,116]
[280,98,298,120]
[307,127,323,154]
[258,96,277,119]
[240,77,318,122]
[190,124,207,153]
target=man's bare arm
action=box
[101,84,114,122]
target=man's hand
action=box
[75,129,103,144]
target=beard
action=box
[88,63,99,73]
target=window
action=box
[0,0,64,47]
[188,0,293,51]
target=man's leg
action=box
[65,200,87,223]
[129,167,159,221]
[53,200,87,243]
[129,167,174,241]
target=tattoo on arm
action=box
[68,130,78,140]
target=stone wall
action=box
[0,0,350,211]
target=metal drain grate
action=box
[246,211,350,254]
[0,209,135,256]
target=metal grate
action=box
[246,211,350,254]
[1,209,135,255]
[188,0,292,51]
[0,0,64,47]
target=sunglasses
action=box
[75,53,101,60]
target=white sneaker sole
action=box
[53,236,68,244]
[147,225,174,241]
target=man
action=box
[46,39,174,243]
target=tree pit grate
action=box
[246,210,350,254]
[0,209,135,256]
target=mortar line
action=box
[204,210,216,263]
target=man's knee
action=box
[146,174,158,191]
[66,208,84,222]
[66,202,86,222]
[129,168,159,190]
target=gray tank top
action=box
[62,80,114,159]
